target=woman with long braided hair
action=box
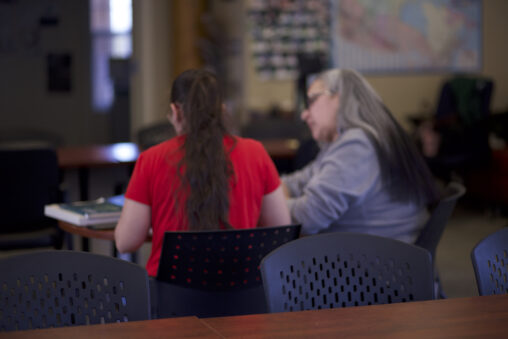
[115,69,290,276]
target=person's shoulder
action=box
[327,128,375,155]
[228,136,271,164]
[339,128,371,143]
[230,136,265,152]
[334,128,373,147]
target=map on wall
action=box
[332,0,482,73]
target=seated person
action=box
[282,68,439,243]
[115,69,290,276]
[418,76,493,182]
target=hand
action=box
[281,181,291,199]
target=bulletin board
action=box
[247,0,331,80]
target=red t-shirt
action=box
[125,135,281,276]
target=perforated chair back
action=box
[415,182,466,260]
[471,228,508,296]
[152,224,301,318]
[415,182,465,298]
[0,251,150,332]
[261,232,434,313]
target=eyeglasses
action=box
[304,91,328,110]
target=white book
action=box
[44,195,124,226]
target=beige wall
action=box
[130,0,173,137]
[131,0,508,133]
[244,0,508,129]
[481,0,508,111]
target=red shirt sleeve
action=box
[125,152,152,206]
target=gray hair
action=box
[316,69,439,205]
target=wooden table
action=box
[57,220,150,262]
[57,143,140,251]
[57,139,297,169]
[4,295,508,338]
[57,142,140,201]
[57,221,117,241]
[57,142,141,169]
[1,316,220,339]
[57,221,152,242]
[203,294,508,338]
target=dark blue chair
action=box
[136,121,175,151]
[151,224,301,318]
[415,181,466,298]
[471,228,508,296]
[261,232,434,313]
[0,148,65,250]
[0,250,150,332]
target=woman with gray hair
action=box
[282,68,439,242]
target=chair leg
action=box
[64,233,74,250]
[434,272,447,299]
[149,278,159,319]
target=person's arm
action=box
[258,185,291,227]
[281,180,291,198]
[288,130,379,235]
[281,156,318,198]
[114,198,151,253]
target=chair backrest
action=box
[0,148,65,250]
[152,224,301,318]
[415,182,466,261]
[0,250,150,332]
[471,228,508,296]
[261,232,434,313]
[136,121,175,151]
[241,117,308,141]
[0,148,60,231]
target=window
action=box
[90,0,132,112]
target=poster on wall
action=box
[332,0,482,73]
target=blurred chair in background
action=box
[261,232,434,313]
[414,181,466,298]
[292,138,319,171]
[419,76,494,182]
[0,250,150,331]
[0,147,65,250]
[471,227,508,296]
[136,121,175,151]
[151,224,301,318]
[240,114,311,173]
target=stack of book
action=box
[44,195,124,226]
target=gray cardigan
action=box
[282,128,428,243]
